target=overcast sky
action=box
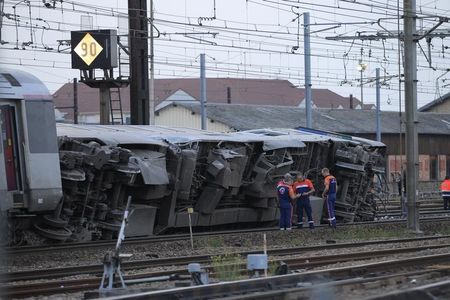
[1,0,449,110]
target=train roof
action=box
[56,124,306,151]
[0,68,52,101]
[56,124,385,150]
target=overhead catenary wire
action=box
[1,0,448,106]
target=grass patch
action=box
[268,260,281,275]
[202,236,225,248]
[210,253,245,281]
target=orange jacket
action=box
[441,179,450,196]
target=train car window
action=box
[25,101,58,153]
[1,73,21,86]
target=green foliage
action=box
[204,236,225,248]
[268,260,279,275]
[210,253,245,281]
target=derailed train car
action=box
[0,68,386,244]
[40,125,386,242]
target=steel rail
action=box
[3,235,450,283]
[4,216,450,256]
[207,269,450,299]
[2,241,450,298]
[0,239,450,283]
[77,253,450,300]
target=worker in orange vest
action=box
[441,176,450,211]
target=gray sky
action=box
[1,0,449,110]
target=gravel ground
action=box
[2,221,450,273]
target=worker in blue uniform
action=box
[293,172,315,229]
[276,173,296,230]
[322,168,337,228]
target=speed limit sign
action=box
[71,30,117,69]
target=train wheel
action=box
[33,224,72,241]
[42,215,68,228]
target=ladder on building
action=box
[109,88,124,125]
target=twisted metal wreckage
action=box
[37,124,386,242]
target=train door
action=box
[0,105,22,191]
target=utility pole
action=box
[128,0,149,125]
[99,88,110,124]
[200,53,207,130]
[404,0,420,232]
[73,78,78,124]
[149,0,155,125]
[304,12,312,128]
[375,68,381,142]
[0,0,4,42]
[360,68,364,107]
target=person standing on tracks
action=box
[293,172,315,229]
[276,173,296,230]
[441,175,450,211]
[322,168,337,228]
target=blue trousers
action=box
[297,199,313,226]
[279,205,293,229]
[326,194,336,227]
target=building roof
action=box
[418,91,450,112]
[169,102,450,135]
[52,78,373,120]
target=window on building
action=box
[430,155,438,180]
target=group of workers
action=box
[276,169,450,231]
[276,168,337,231]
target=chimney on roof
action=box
[227,87,231,104]
[349,94,354,109]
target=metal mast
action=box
[404,0,420,231]
[304,12,312,128]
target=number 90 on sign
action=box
[73,33,103,66]
[80,42,97,57]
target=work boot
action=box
[331,220,337,229]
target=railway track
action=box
[2,236,450,298]
[4,215,450,256]
[87,253,450,300]
[4,251,449,299]
[4,234,450,282]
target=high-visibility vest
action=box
[441,180,450,197]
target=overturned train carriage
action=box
[50,125,386,242]
[0,68,386,244]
